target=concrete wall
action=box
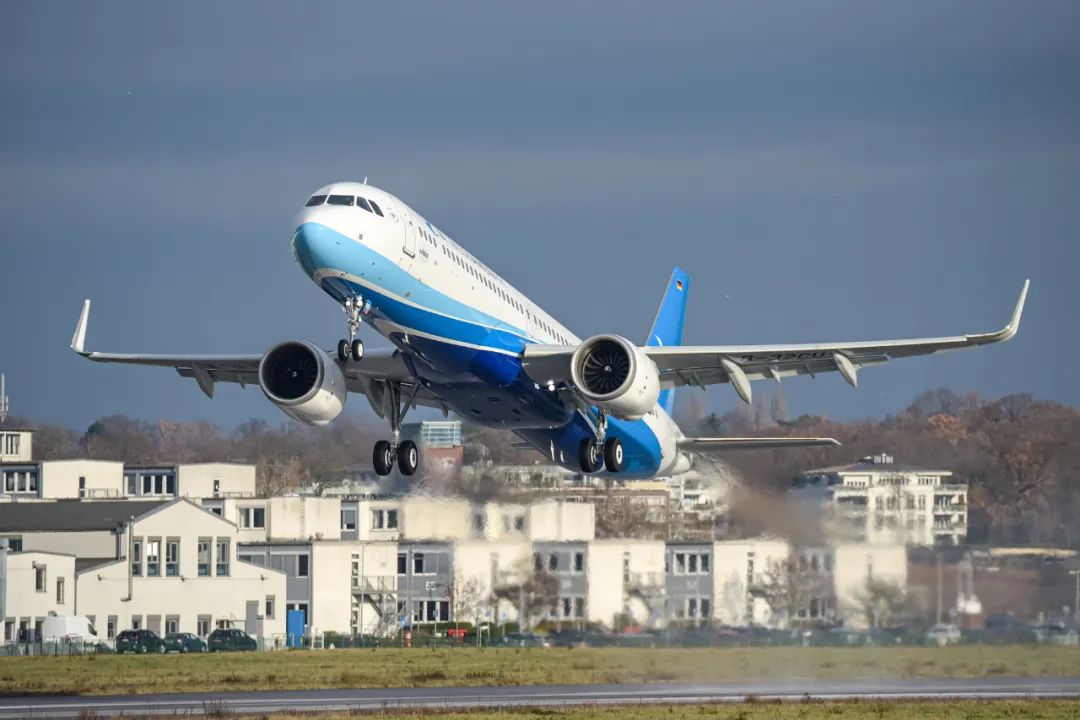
[400,497,471,541]
[712,539,791,628]
[1,551,75,637]
[178,463,256,499]
[586,539,666,627]
[41,460,125,500]
[452,540,531,624]
[266,497,341,542]
[0,430,32,464]
[527,500,595,542]
[77,500,286,640]
[833,543,908,629]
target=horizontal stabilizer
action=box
[678,437,840,452]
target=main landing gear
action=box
[578,410,624,474]
[337,296,366,362]
[372,381,421,477]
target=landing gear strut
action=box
[372,381,422,477]
[578,410,624,473]
[337,296,366,362]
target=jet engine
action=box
[570,334,660,420]
[258,341,346,426]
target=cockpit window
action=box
[326,195,354,206]
[305,195,327,207]
[356,197,373,213]
[368,200,384,217]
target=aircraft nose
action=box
[291,222,336,277]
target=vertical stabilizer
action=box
[646,268,690,415]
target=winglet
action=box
[71,299,91,355]
[994,279,1029,343]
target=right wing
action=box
[678,437,840,452]
[69,299,445,416]
[523,280,1028,404]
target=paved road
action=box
[1,677,1078,718]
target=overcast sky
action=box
[1,1,1077,432]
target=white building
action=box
[0,549,76,642]
[0,428,32,464]
[0,457,256,502]
[792,454,967,547]
[0,499,285,645]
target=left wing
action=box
[523,280,1028,404]
[69,299,444,415]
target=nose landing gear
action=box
[337,296,367,362]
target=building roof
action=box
[0,500,167,532]
[803,455,951,476]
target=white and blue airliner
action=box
[71,181,1029,479]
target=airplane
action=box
[71,181,1029,480]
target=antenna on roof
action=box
[363,177,368,184]
[0,373,8,425]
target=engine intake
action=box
[570,334,660,420]
[259,341,346,426]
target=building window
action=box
[413,553,427,575]
[198,538,211,576]
[297,553,309,577]
[473,513,486,532]
[56,577,65,604]
[216,539,230,576]
[265,595,276,619]
[165,616,179,635]
[132,539,142,576]
[0,536,22,552]
[197,616,212,637]
[166,539,180,577]
[700,554,710,573]
[131,616,142,630]
[341,508,357,531]
[548,553,558,572]
[125,473,138,495]
[78,476,86,498]
[573,552,585,573]
[372,508,398,530]
[146,538,161,577]
[107,616,117,639]
[397,553,407,575]
[213,479,220,497]
[35,565,46,592]
[239,507,265,529]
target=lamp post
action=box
[1069,570,1080,625]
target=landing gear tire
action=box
[397,440,419,476]
[337,339,350,362]
[579,439,603,473]
[603,437,624,472]
[373,440,394,476]
[351,339,364,361]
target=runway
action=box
[0,676,1077,718]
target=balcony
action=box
[937,484,967,493]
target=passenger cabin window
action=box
[326,194,354,206]
[305,195,327,207]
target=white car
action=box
[925,623,962,646]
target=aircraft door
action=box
[402,214,417,258]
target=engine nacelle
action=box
[258,341,347,426]
[570,334,660,420]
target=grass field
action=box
[206,702,1080,720]
[0,645,1077,696]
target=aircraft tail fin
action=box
[646,268,690,415]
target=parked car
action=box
[208,628,258,652]
[495,632,551,648]
[925,623,962,646]
[164,632,208,653]
[115,629,166,654]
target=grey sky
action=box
[1,1,1077,431]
